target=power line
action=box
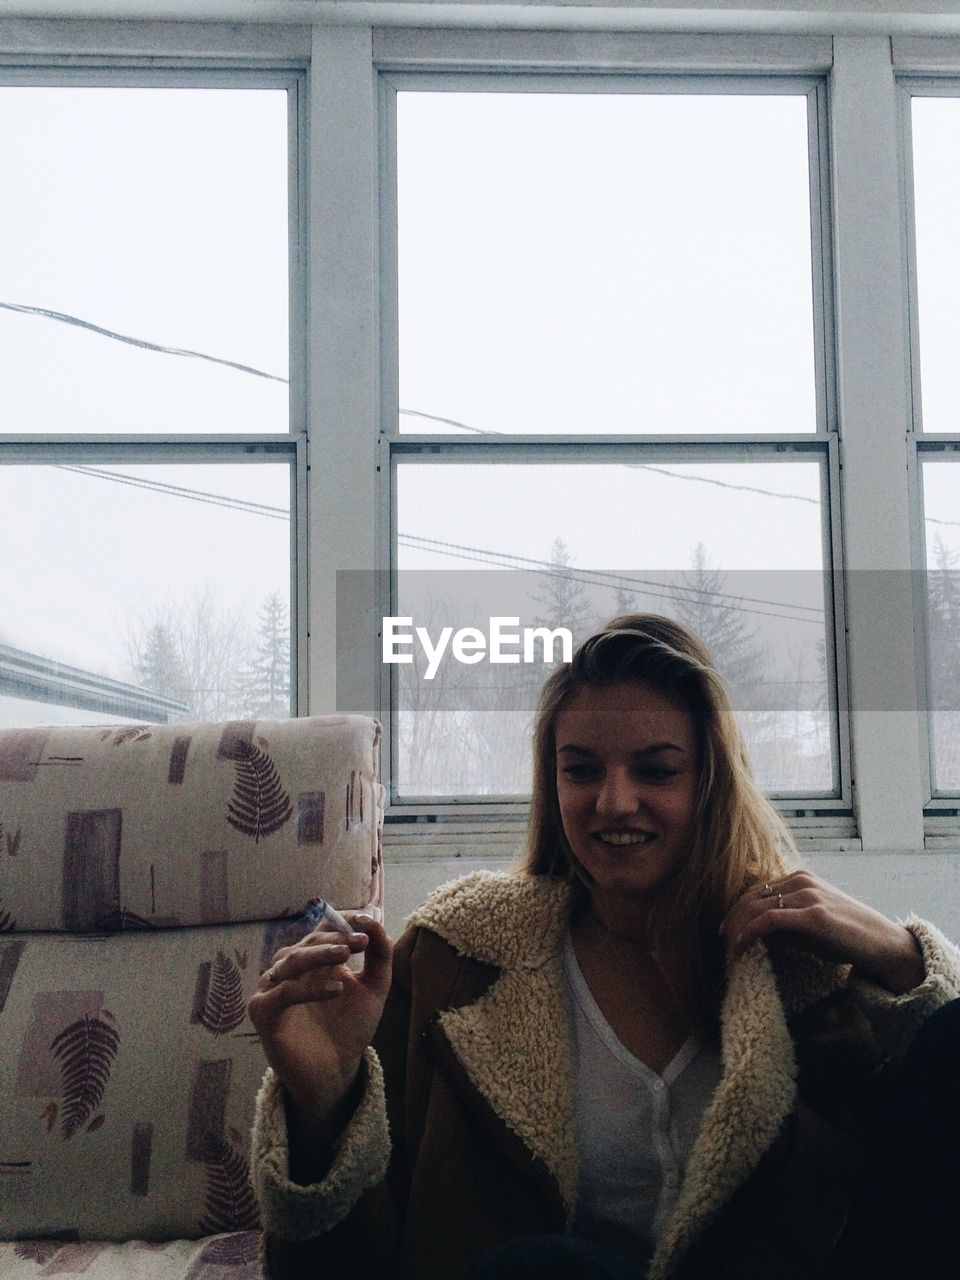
[400,408,481,432]
[3,305,951,527]
[398,532,825,626]
[0,301,288,384]
[57,466,822,625]
[400,408,820,505]
[56,465,289,519]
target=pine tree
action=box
[929,534,960,708]
[611,582,639,619]
[672,543,768,704]
[134,622,189,703]
[244,593,291,719]
[529,537,594,644]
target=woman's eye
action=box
[640,768,679,783]
[560,765,599,781]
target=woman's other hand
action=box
[248,913,393,1147]
[719,871,924,994]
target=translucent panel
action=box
[0,88,289,434]
[0,463,292,726]
[912,98,960,433]
[394,459,833,797]
[922,457,960,790]
[397,92,817,436]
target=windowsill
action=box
[382,812,862,859]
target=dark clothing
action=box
[470,1234,650,1278]
[469,1001,960,1278]
[830,996,960,1279]
[253,872,960,1280]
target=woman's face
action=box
[554,680,700,913]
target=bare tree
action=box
[124,586,252,720]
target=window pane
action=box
[398,92,817,436]
[922,456,960,790]
[0,463,292,726]
[0,87,289,434]
[394,459,832,796]
[912,97,960,434]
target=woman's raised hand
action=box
[248,913,393,1143]
[719,869,924,995]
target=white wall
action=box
[383,850,960,940]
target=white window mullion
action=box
[830,36,924,850]
[307,25,380,714]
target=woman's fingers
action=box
[253,969,346,1008]
[258,940,353,991]
[720,871,825,951]
[347,917,393,994]
[254,917,392,998]
[721,871,812,931]
[720,871,923,992]
[729,897,830,957]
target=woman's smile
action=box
[595,830,657,846]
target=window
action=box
[905,85,960,806]
[383,75,845,813]
[0,75,302,727]
[4,21,960,858]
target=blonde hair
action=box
[520,614,797,1021]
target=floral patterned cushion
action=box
[0,1233,261,1278]
[0,715,384,1275]
[0,716,384,932]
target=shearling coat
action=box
[251,871,960,1280]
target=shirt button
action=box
[653,1080,664,1092]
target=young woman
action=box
[249,615,960,1279]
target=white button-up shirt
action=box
[562,932,723,1253]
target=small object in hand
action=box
[762,882,774,897]
[267,968,280,985]
[303,897,355,937]
[777,892,784,910]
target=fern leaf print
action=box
[226,744,292,842]
[50,1010,121,1139]
[198,1135,261,1233]
[193,1232,260,1267]
[197,950,246,1036]
[14,1240,63,1264]
[108,727,152,746]
[0,900,14,932]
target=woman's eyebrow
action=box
[556,742,684,756]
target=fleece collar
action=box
[408,869,850,1278]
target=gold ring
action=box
[777,892,784,910]
[762,883,774,897]
[266,968,279,985]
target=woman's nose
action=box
[595,770,640,815]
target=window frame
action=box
[898,74,960,826]
[0,62,308,719]
[375,65,853,827]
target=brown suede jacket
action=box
[251,871,960,1280]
